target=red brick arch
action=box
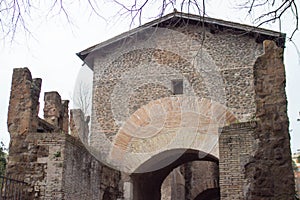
[109,96,237,173]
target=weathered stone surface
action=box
[7,68,41,135]
[88,16,293,200]
[44,92,62,126]
[219,41,295,200]
[6,68,122,200]
[61,100,69,133]
[63,134,121,200]
[7,133,122,200]
[43,92,70,133]
[249,40,295,199]
[90,23,263,148]
[111,96,237,172]
[70,109,89,144]
[6,14,295,200]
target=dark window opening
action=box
[172,79,183,95]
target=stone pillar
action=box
[121,173,133,200]
[248,40,295,199]
[6,68,42,199]
[60,100,69,133]
[7,68,42,136]
[70,109,89,144]
[44,92,62,127]
[123,182,133,200]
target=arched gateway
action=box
[6,11,295,200]
[110,96,236,200]
[111,96,236,172]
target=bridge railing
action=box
[0,175,27,200]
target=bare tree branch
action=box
[0,0,298,41]
[0,0,106,41]
[110,0,299,39]
[236,0,299,39]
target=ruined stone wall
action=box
[7,68,41,136]
[62,134,121,200]
[6,131,72,199]
[6,68,46,199]
[7,132,122,200]
[249,40,295,199]
[6,21,295,200]
[6,68,122,200]
[219,41,295,200]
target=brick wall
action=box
[219,122,257,199]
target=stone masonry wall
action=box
[6,68,122,200]
[219,41,295,200]
[88,21,293,200]
[7,68,41,136]
[248,40,295,199]
[6,68,44,199]
[63,134,121,200]
[7,132,121,200]
[90,23,264,150]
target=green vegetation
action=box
[53,151,61,158]
[0,142,7,177]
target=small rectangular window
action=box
[172,79,183,95]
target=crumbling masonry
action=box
[6,68,121,199]
[6,12,296,200]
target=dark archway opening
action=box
[131,149,219,200]
[194,188,220,200]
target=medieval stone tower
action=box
[6,12,295,200]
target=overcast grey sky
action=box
[0,0,299,153]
